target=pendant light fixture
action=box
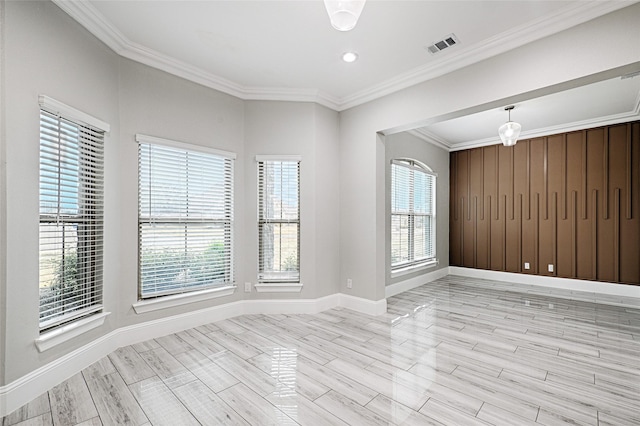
[324,0,366,31]
[498,105,521,147]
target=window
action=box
[137,135,234,299]
[257,157,300,282]
[391,159,436,271]
[39,103,107,332]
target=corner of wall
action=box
[0,0,7,389]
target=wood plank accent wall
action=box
[449,121,640,285]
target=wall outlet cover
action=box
[524,262,530,270]
[347,278,352,289]
[244,282,252,292]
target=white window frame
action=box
[256,155,301,285]
[38,96,109,333]
[136,134,236,301]
[391,159,437,273]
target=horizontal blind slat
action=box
[391,160,436,270]
[138,141,235,299]
[39,109,105,331]
[257,160,300,282]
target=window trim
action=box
[136,134,236,160]
[132,285,236,314]
[390,158,437,273]
[256,155,301,285]
[39,95,110,133]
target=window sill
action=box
[391,259,439,278]
[35,312,110,353]
[254,283,303,293]
[133,285,236,314]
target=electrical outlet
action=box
[244,282,252,293]
[548,264,554,272]
[347,278,352,289]
[524,262,530,270]
[525,300,530,307]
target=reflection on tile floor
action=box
[3,275,640,425]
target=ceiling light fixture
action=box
[324,0,366,31]
[498,106,521,147]
[342,52,358,63]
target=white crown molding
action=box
[407,128,451,151]
[0,292,386,417]
[448,101,640,152]
[51,0,341,110]
[337,1,637,110]
[52,0,636,112]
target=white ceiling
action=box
[414,74,640,150]
[54,0,640,149]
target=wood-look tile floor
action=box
[4,275,640,425]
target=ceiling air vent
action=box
[426,33,459,55]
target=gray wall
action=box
[2,0,640,390]
[337,2,640,303]
[1,0,340,385]
[243,101,340,299]
[384,132,450,285]
[4,0,121,382]
[0,0,7,386]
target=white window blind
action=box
[138,136,234,298]
[39,109,105,331]
[391,159,436,270]
[257,158,300,282]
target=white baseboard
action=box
[0,292,384,417]
[449,267,640,299]
[339,293,387,316]
[385,266,449,298]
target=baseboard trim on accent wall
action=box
[449,267,640,300]
[385,267,449,298]
[0,292,386,417]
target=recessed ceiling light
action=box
[342,52,359,63]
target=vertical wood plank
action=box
[592,189,598,280]
[518,194,523,272]
[582,131,587,219]
[562,134,567,220]
[627,123,632,219]
[603,128,609,219]
[535,193,539,275]
[452,152,458,220]
[511,148,515,220]
[460,197,464,265]
[481,149,485,220]
[572,191,577,278]
[614,188,620,282]
[503,194,507,271]
[552,192,557,277]
[467,150,471,221]
[495,146,499,220]
[527,140,531,220]
[473,197,478,268]
[544,138,549,220]
[487,196,492,269]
